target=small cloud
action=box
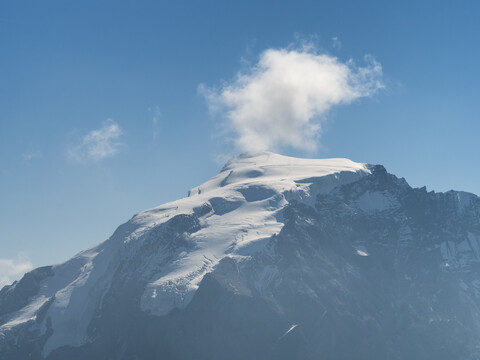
[0,255,33,288]
[201,45,384,153]
[23,152,42,161]
[148,106,161,140]
[68,119,123,162]
[332,36,342,50]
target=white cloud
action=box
[0,256,33,288]
[201,46,384,153]
[68,119,123,162]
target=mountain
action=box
[1,152,480,359]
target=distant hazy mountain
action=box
[2,152,480,359]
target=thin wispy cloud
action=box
[68,119,123,162]
[332,36,342,49]
[22,152,42,161]
[201,46,384,153]
[0,256,33,288]
[148,106,161,140]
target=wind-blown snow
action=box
[1,152,371,356]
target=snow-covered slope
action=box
[0,152,369,356]
[139,153,369,317]
[1,152,480,360]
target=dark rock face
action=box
[0,266,54,318]
[2,166,480,359]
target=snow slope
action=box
[139,152,370,317]
[0,152,370,356]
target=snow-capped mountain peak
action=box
[1,152,370,356]
[2,152,480,360]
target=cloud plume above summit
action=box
[202,47,384,152]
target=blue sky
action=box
[1,0,480,282]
